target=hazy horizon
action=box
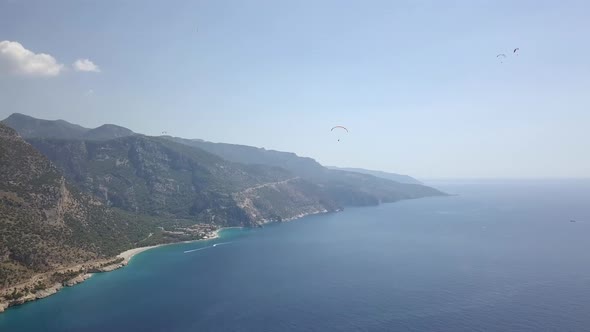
[1,0,589,178]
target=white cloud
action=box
[73,58,100,72]
[0,40,64,76]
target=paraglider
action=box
[331,126,348,142]
[513,47,519,55]
[331,126,348,132]
[497,53,506,63]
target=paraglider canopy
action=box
[496,53,506,63]
[513,48,519,55]
[331,126,348,142]
[331,126,348,132]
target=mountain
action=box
[2,112,444,215]
[2,113,89,139]
[165,138,327,178]
[0,114,445,310]
[326,166,423,185]
[163,137,445,206]
[0,119,337,296]
[0,123,154,289]
[82,124,134,141]
[27,136,338,226]
[1,113,135,141]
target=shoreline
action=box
[0,210,326,314]
[0,229,223,313]
[117,227,226,265]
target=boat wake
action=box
[184,242,232,253]
[183,247,209,253]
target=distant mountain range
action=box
[144,136,441,206]
[0,113,445,294]
[326,166,422,185]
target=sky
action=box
[1,0,589,179]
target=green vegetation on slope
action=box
[27,135,338,226]
[0,124,154,288]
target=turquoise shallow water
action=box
[2,180,590,331]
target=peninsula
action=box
[0,114,445,312]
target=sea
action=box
[1,180,590,332]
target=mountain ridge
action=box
[83,124,134,141]
[2,113,90,140]
[1,113,137,141]
[326,166,423,185]
[2,113,445,209]
[164,136,444,205]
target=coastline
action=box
[116,227,225,265]
[0,209,327,314]
[116,245,165,264]
[0,229,222,313]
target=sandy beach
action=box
[0,228,227,313]
[117,228,223,264]
[117,245,164,264]
[1,218,312,313]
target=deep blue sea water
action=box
[2,180,590,332]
